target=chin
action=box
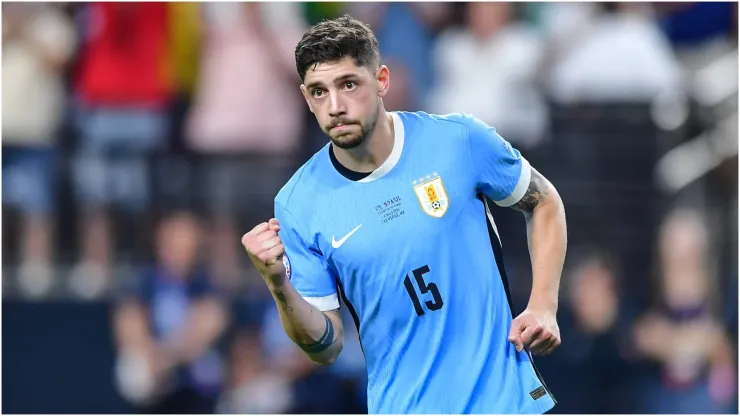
[331,135,364,149]
[327,128,364,149]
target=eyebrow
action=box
[305,74,359,91]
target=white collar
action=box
[358,112,405,183]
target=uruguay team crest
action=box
[413,173,449,218]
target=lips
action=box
[332,123,354,131]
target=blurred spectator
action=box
[654,2,736,51]
[545,2,684,103]
[0,3,736,414]
[529,2,596,69]
[632,208,737,413]
[302,2,348,26]
[113,212,228,413]
[428,2,547,147]
[322,308,369,414]
[152,3,202,216]
[185,2,305,289]
[2,3,77,297]
[259,306,365,413]
[165,2,202,151]
[349,3,450,109]
[543,249,639,413]
[216,326,294,414]
[186,2,304,154]
[378,58,415,112]
[71,2,174,297]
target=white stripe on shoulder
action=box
[303,293,340,311]
[494,157,531,207]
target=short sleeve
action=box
[464,115,531,207]
[275,201,340,311]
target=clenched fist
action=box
[508,308,561,356]
[242,218,286,283]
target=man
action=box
[114,212,228,413]
[2,3,76,296]
[243,15,567,414]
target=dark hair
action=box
[295,15,381,82]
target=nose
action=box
[328,93,346,118]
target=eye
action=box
[312,89,325,98]
[344,81,357,91]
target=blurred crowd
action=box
[2,2,738,414]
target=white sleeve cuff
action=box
[303,293,340,311]
[493,157,531,207]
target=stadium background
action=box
[2,1,738,414]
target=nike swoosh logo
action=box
[332,224,363,249]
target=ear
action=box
[376,65,390,98]
[300,84,315,114]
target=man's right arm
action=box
[267,276,344,365]
[243,219,344,365]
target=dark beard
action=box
[327,104,381,150]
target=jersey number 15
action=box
[403,265,444,317]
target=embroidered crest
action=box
[413,174,449,218]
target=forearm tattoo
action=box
[513,168,550,213]
[275,291,294,312]
[298,313,335,354]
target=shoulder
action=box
[397,110,479,138]
[275,144,331,216]
[432,112,502,145]
[430,112,480,127]
[415,112,518,165]
[405,110,481,127]
[396,111,498,158]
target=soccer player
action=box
[242,15,567,414]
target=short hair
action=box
[295,15,381,82]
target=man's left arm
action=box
[508,166,567,356]
[458,113,566,356]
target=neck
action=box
[332,110,394,173]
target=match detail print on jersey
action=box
[413,173,449,218]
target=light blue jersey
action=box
[275,111,556,414]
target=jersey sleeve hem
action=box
[303,293,340,311]
[493,157,531,207]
